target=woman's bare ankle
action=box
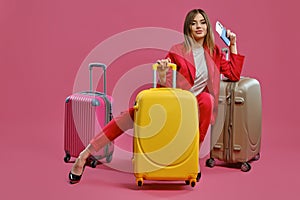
[78,145,94,160]
[78,151,89,161]
[71,145,94,175]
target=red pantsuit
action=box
[90,43,244,152]
[90,92,213,151]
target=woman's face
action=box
[190,13,207,43]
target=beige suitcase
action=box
[206,77,262,172]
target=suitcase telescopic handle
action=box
[88,63,107,95]
[222,47,229,61]
[152,63,177,88]
[221,48,229,80]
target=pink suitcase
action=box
[64,63,113,168]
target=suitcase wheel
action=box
[190,179,196,187]
[205,158,215,168]
[196,172,201,182]
[90,159,98,168]
[253,153,260,161]
[105,154,113,163]
[185,176,198,187]
[64,152,71,163]
[241,162,251,172]
[136,178,143,187]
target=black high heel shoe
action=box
[69,164,86,184]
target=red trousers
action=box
[90,92,212,151]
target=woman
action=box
[68,8,244,184]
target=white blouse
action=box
[190,46,208,96]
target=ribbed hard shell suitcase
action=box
[64,63,113,167]
[132,63,200,187]
[206,77,262,172]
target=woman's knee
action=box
[197,92,213,112]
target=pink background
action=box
[1,0,299,199]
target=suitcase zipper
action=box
[224,82,236,163]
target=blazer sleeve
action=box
[218,48,245,81]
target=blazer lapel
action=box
[183,49,196,84]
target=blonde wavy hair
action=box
[183,9,215,55]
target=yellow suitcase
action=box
[132,63,200,187]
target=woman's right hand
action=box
[156,58,171,84]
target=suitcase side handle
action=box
[152,63,177,88]
[88,63,107,95]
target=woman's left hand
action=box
[226,29,238,54]
[226,29,236,46]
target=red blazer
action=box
[162,43,245,123]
